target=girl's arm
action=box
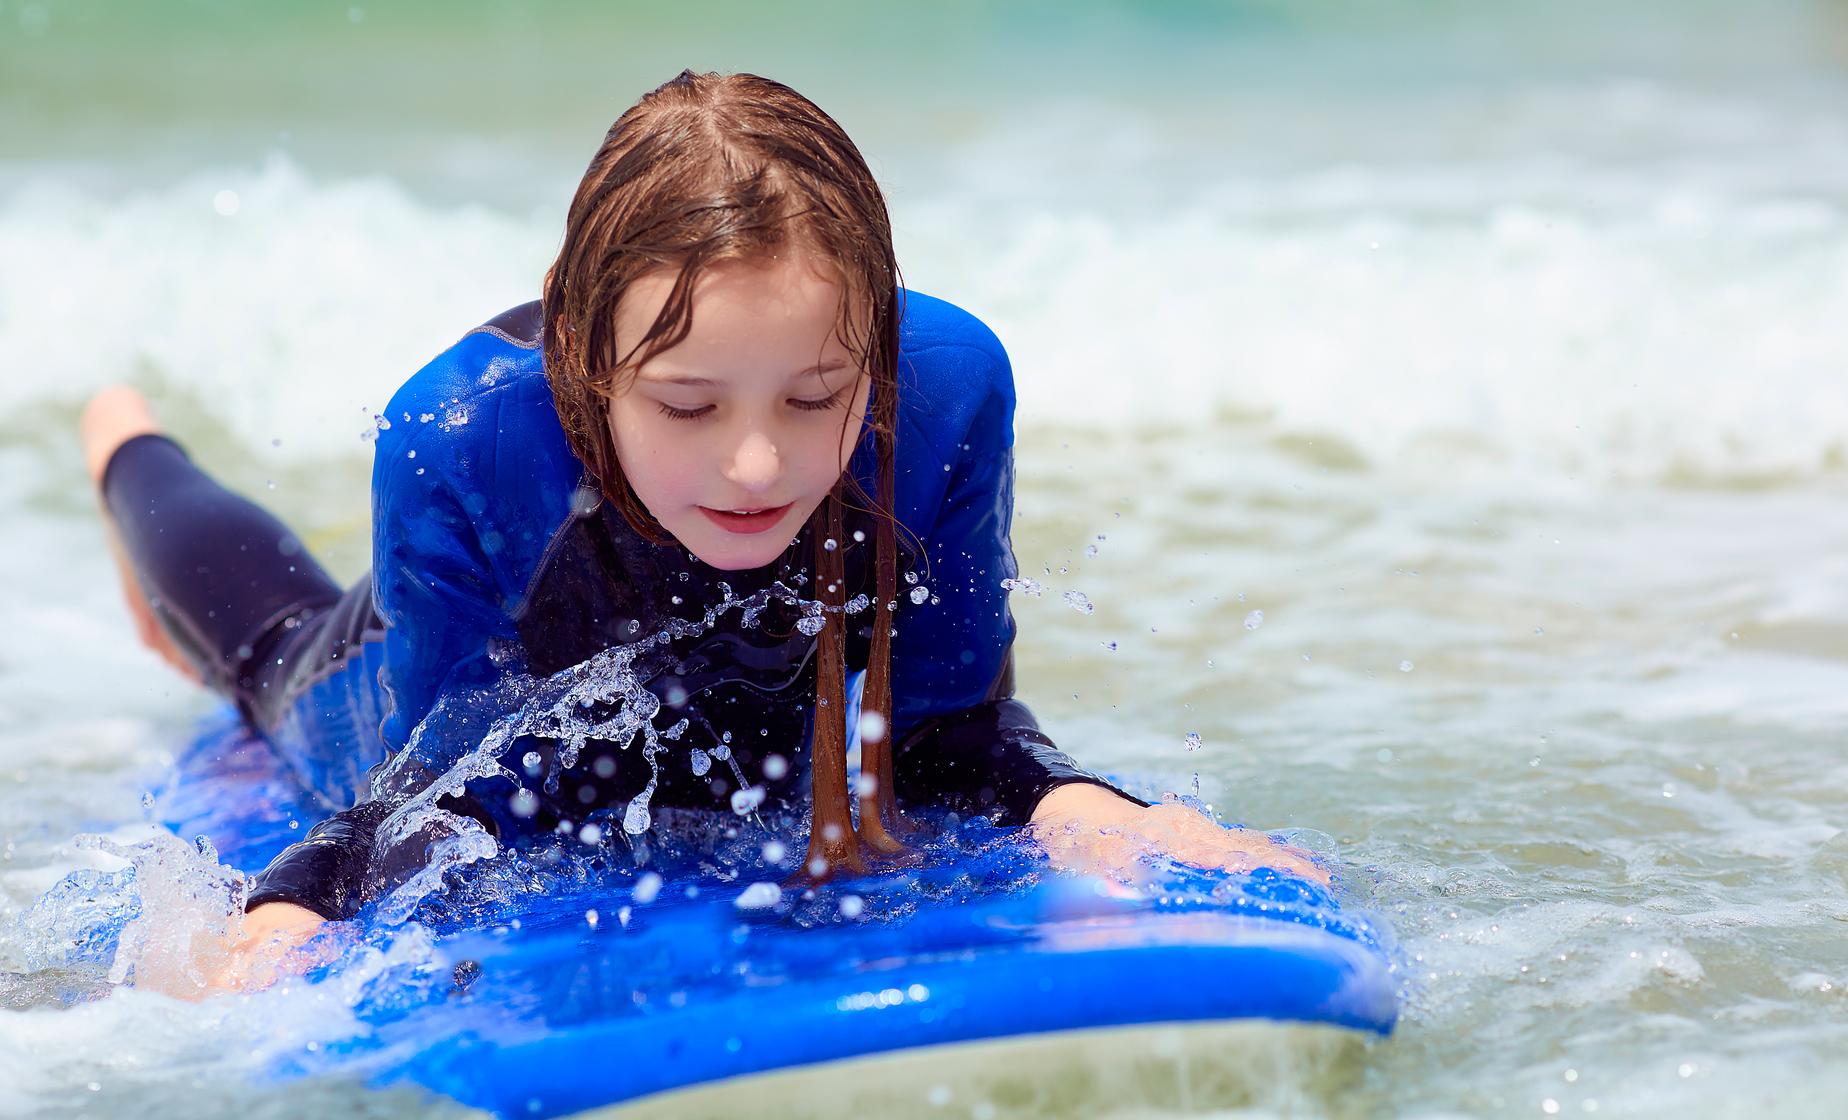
[887,323,1142,823]
[248,368,531,924]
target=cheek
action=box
[607,410,677,495]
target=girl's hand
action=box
[1029,783,1331,887]
[188,902,330,998]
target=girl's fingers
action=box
[1036,806,1332,887]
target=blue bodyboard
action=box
[154,711,1399,1118]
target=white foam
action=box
[0,156,552,462]
[902,187,1848,482]
[6,143,1848,484]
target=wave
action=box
[3,154,1845,483]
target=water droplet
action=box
[622,799,652,835]
[522,750,542,772]
[633,872,663,904]
[1001,576,1043,597]
[1184,732,1202,752]
[735,882,782,910]
[509,789,539,818]
[839,894,865,918]
[1085,544,1098,557]
[730,786,766,815]
[909,585,931,604]
[763,753,788,780]
[585,908,600,929]
[823,537,838,552]
[859,710,886,743]
[689,748,711,777]
[1399,660,1415,672]
[579,823,603,845]
[762,839,787,863]
[212,189,240,216]
[1244,609,1264,631]
[1062,590,1094,615]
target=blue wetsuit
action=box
[103,292,1131,922]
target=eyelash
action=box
[655,390,846,422]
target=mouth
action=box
[698,503,794,534]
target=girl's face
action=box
[605,251,870,571]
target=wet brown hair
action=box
[542,70,912,874]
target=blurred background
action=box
[3,1,1847,1116]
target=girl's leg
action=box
[82,387,199,681]
[79,386,345,712]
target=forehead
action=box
[618,253,854,379]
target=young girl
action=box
[81,71,1323,989]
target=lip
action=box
[698,503,794,535]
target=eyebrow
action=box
[638,359,849,388]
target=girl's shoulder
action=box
[898,290,1012,373]
[894,288,1017,457]
[372,303,586,594]
[379,302,556,446]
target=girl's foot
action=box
[80,385,164,488]
[80,386,201,683]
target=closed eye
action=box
[790,386,853,417]
[655,402,714,421]
[790,387,850,412]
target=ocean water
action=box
[3,1,1848,1116]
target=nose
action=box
[722,427,782,493]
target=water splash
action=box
[363,579,833,921]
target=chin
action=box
[697,545,785,572]
[675,528,791,572]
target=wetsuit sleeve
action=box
[245,802,391,920]
[247,412,518,919]
[888,338,1143,825]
